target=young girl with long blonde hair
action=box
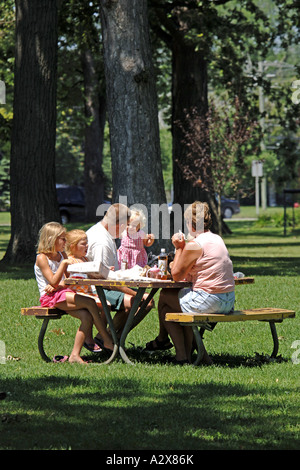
[34,222,114,363]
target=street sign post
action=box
[252,161,263,215]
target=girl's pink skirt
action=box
[40,287,74,308]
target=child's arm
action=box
[143,233,155,247]
[44,284,56,293]
[36,253,73,288]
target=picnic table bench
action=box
[21,307,67,362]
[165,308,296,365]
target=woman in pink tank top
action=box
[145,201,235,365]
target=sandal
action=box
[145,336,173,351]
[83,342,102,353]
[53,355,69,363]
[93,337,104,349]
[94,337,114,354]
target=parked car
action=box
[56,184,85,224]
[220,195,240,219]
[168,196,240,219]
[56,184,111,224]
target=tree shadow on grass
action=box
[227,220,300,238]
[230,256,300,276]
[0,374,298,450]
[0,264,33,280]
[113,345,288,369]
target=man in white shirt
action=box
[86,203,153,338]
[86,215,120,275]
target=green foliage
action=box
[150,0,300,203]
[0,155,10,210]
[1,0,299,206]
[0,0,14,209]
[55,109,85,185]
[160,128,173,200]
[0,109,11,208]
[254,208,300,228]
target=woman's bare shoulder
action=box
[185,240,202,252]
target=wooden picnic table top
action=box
[65,276,254,288]
[65,278,190,289]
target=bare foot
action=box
[69,354,88,364]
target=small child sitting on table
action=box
[117,208,155,269]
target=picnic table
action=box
[22,277,255,363]
[64,278,190,364]
[64,276,254,364]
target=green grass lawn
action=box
[0,210,299,450]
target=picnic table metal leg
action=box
[38,318,51,362]
[95,286,119,364]
[119,287,146,364]
[129,287,158,331]
[191,325,205,366]
[95,285,156,364]
[269,321,279,358]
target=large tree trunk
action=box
[150,4,221,234]
[100,0,169,249]
[172,42,219,232]
[2,0,59,265]
[82,48,105,222]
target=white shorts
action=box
[178,288,235,314]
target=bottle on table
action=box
[158,248,168,278]
[121,259,128,271]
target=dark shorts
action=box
[103,288,125,311]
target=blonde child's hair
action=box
[36,222,66,254]
[65,229,87,256]
[129,207,146,229]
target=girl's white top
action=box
[34,252,65,297]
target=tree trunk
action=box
[150,5,220,234]
[2,0,59,265]
[81,48,105,222]
[100,0,168,249]
[172,41,219,232]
